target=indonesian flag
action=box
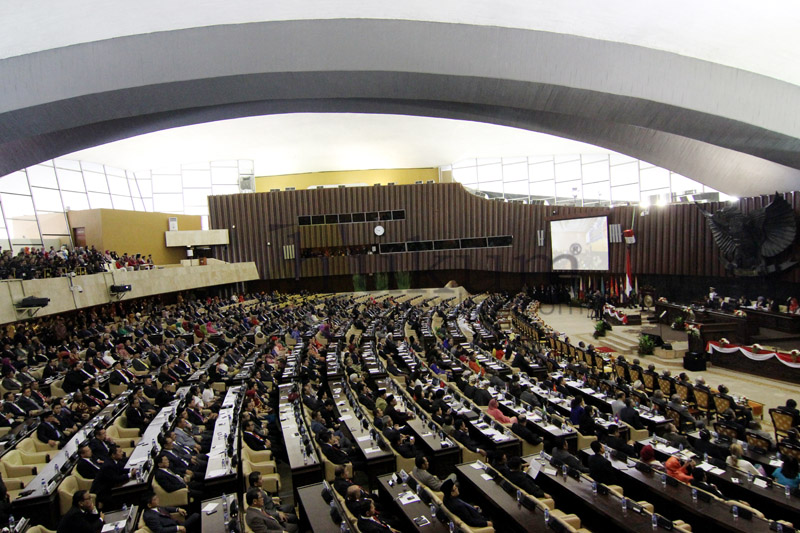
[625,251,633,296]
[579,277,584,299]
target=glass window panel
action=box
[609,162,639,186]
[83,171,109,193]
[503,163,528,182]
[182,162,210,171]
[582,161,610,184]
[26,165,58,188]
[640,167,670,191]
[1,194,35,217]
[128,178,143,199]
[612,184,640,203]
[479,181,504,194]
[111,195,134,211]
[478,164,502,183]
[184,205,209,216]
[153,193,183,213]
[134,170,152,181]
[530,180,555,198]
[211,166,239,185]
[554,160,581,182]
[529,161,555,182]
[87,192,113,209]
[585,182,611,204]
[137,180,152,197]
[201,215,209,230]
[639,161,656,170]
[107,175,130,196]
[556,181,582,201]
[60,191,90,211]
[0,172,30,194]
[581,154,608,164]
[503,180,529,196]
[80,161,105,173]
[151,174,182,193]
[183,169,212,188]
[477,157,501,165]
[212,184,239,196]
[105,166,126,177]
[210,160,237,168]
[528,156,553,164]
[554,154,580,164]
[452,159,476,169]
[609,152,637,165]
[37,212,68,235]
[132,197,145,211]
[143,198,154,212]
[31,187,63,211]
[642,188,671,205]
[670,173,701,196]
[237,160,254,172]
[184,188,210,207]
[56,168,85,192]
[53,159,82,171]
[452,166,477,183]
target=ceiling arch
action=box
[1,17,799,196]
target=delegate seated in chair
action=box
[440,479,493,529]
[142,491,200,533]
[57,490,103,533]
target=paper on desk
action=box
[356,435,372,442]
[480,473,494,481]
[102,521,127,532]
[203,502,219,513]
[753,478,769,488]
[398,491,421,505]
[527,460,542,479]
[695,463,714,471]
[770,459,783,467]
[339,415,352,421]
[709,467,726,475]
[543,467,558,476]
[364,447,382,454]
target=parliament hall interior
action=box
[2,2,800,532]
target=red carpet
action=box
[594,346,615,353]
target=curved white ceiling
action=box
[3,0,800,85]
[66,113,609,176]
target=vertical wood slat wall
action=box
[208,184,800,282]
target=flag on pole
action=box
[625,249,633,296]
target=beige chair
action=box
[26,526,56,533]
[622,421,649,442]
[109,382,128,396]
[113,415,142,439]
[241,460,281,494]
[58,476,90,515]
[50,378,66,398]
[107,424,140,447]
[73,469,94,491]
[136,509,182,533]
[242,443,273,463]
[241,447,276,473]
[0,426,10,438]
[575,429,597,450]
[5,478,26,501]
[17,438,52,463]
[30,435,56,453]
[152,477,188,507]
[0,450,38,485]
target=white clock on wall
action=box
[374,225,385,236]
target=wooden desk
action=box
[200,494,237,533]
[455,462,549,533]
[278,384,323,494]
[296,483,347,533]
[376,474,449,533]
[527,455,660,533]
[579,449,773,533]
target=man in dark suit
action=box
[2,392,26,420]
[57,490,104,533]
[244,488,285,533]
[588,441,617,485]
[89,427,115,464]
[63,362,92,393]
[154,454,204,503]
[36,411,65,448]
[76,444,102,480]
[619,399,645,430]
[602,425,636,457]
[243,420,271,451]
[353,498,402,533]
[248,471,297,530]
[505,456,545,497]
[142,492,200,533]
[551,438,589,473]
[17,386,44,415]
[510,414,542,445]
[318,431,351,465]
[452,419,487,457]
[440,480,492,529]
[91,445,135,509]
[125,397,150,432]
[472,386,492,407]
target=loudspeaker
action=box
[110,284,132,293]
[683,352,707,371]
[15,296,49,308]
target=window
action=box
[406,241,434,252]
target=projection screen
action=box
[550,216,609,271]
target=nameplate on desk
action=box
[202,502,219,514]
[363,447,382,454]
[480,473,494,481]
[397,491,421,505]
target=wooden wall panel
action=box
[209,185,800,282]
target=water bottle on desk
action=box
[543,508,550,523]
[661,474,667,488]
[430,502,436,517]
[562,464,568,479]
[516,489,522,504]
[691,488,698,503]
[732,505,738,519]
[621,497,628,511]
[651,513,658,529]
[8,515,14,531]
[592,481,597,494]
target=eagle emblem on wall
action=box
[700,193,797,276]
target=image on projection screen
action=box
[550,216,609,271]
